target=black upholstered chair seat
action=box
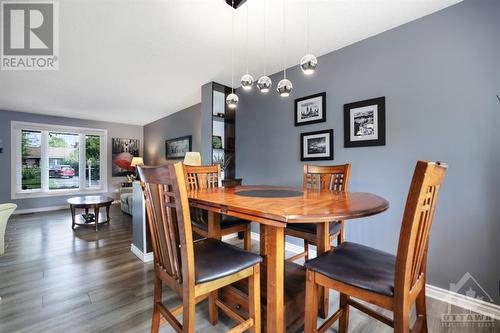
[192,213,250,231]
[194,238,262,284]
[287,221,341,236]
[304,242,396,296]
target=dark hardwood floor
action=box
[0,206,497,332]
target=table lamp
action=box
[183,152,201,166]
[130,157,144,181]
[130,157,144,168]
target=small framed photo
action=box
[300,129,334,161]
[295,92,326,126]
[212,136,223,149]
[165,135,192,159]
[344,97,385,148]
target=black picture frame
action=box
[344,96,386,148]
[165,135,192,160]
[300,129,334,161]
[212,136,223,149]
[294,92,326,126]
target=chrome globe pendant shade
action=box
[226,93,239,109]
[300,0,318,75]
[257,75,272,93]
[300,54,318,75]
[277,78,293,97]
[226,0,238,109]
[277,0,292,97]
[241,73,254,90]
[240,3,254,90]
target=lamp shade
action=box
[130,157,144,167]
[183,152,201,166]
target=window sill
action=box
[11,188,108,200]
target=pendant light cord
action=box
[231,0,235,93]
[306,0,310,54]
[246,1,249,74]
[282,0,286,79]
[263,0,267,75]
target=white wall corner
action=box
[130,243,153,263]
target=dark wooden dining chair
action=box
[304,161,447,333]
[138,163,262,333]
[184,164,252,251]
[285,163,351,264]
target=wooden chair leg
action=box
[304,271,319,333]
[393,304,410,333]
[337,221,345,245]
[244,224,252,251]
[182,294,196,333]
[151,274,162,333]
[304,239,309,261]
[415,288,428,333]
[249,265,261,333]
[338,293,350,333]
[209,290,219,325]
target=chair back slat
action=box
[395,161,447,294]
[303,164,351,192]
[184,165,221,190]
[138,163,195,286]
[184,165,221,225]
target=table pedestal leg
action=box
[70,205,76,229]
[316,222,331,318]
[94,207,99,231]
[106,205,111,223]
[262,225,285,333]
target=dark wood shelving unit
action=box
[210,83,236,179]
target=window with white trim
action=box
[11,122,108,198]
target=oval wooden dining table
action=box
[188,185,389,333]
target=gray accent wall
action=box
[0,110,143,210]
[143,103,201,165]
[236,0,500,303]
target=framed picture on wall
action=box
[344,97,385,147]
[212,136,223,149]
[300,129,334,161]
[294,92,326,126]
[111,138,140,177]
[165,135,192,159]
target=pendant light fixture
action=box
[300,0,318,75]
[240,2,253,90]
[226,0,238,109]
[257,0,272,93]
[277,0,292,97]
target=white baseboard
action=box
[13,201,119,215]
[250,231,499,320]
[130,243,153,263]
[13,205,68,215]
[222,233,239,241]
[426,284,500,320]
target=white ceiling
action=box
[0,0,462,125]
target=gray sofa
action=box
[120,187,133,215]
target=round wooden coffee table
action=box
[68,196,114,231]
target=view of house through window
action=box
[21,130,42,190]
[14,122,107,197]
[48,132,80,190]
